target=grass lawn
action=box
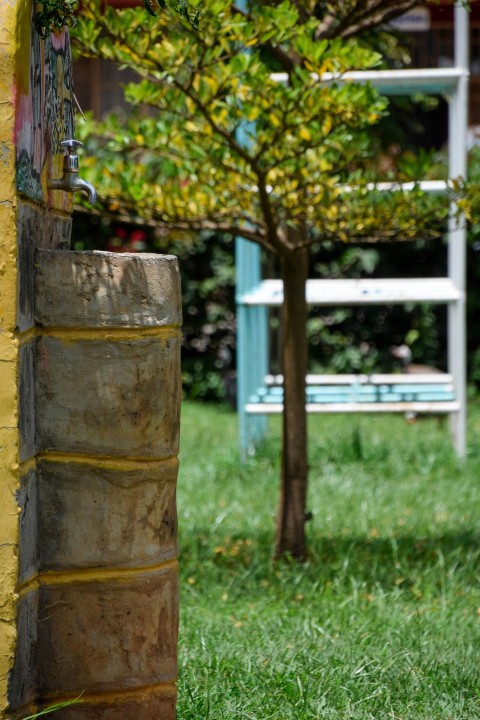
[177,401,480,719]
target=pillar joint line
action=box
[14,679,177,716]
[19,451,179,473]
[17,325,182,345]
[17,558,179,597]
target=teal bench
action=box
[246,374,459,414]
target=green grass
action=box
[177,402,480,719]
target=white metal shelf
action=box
[247,401,460,414]
[350,180,449,194]
[241,277,463,306]
[264,372,454,386]
[270,67,468,96]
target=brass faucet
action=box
[48,139,97,204]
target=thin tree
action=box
[73,0,461,560]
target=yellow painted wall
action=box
[0,0,26,713]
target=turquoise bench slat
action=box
[249,382,456,405]
[388,384,453,393]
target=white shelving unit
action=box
[242,278,462,306]
[236,4,469,458]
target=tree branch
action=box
[315,0,420,40]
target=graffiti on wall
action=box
[15,12,74,206]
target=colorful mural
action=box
[15,11,74,206]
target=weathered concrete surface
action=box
[12,249,182,718]
[16,206,72,333]
[45,687,176,720]
[35,335,181,458]
[18,459,178,581]
[18,341,36,461]
[11,567,178,708]
[35,250,182,329]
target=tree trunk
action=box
[275,245,309,560]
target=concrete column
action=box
[13,250,182,720]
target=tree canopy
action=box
[74,0,463,245]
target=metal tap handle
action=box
[49,138,97,202]
[61,139,83,154]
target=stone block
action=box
[9,588,39,710]
[18,341,36,461]
[35,250,182,329]
[44,688,176,720]
[35,336,181,458]
[16,204,72,332]
[11,567,178,707]
[18,459,178,581]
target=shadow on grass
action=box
[180,526,480,596]
[308,529,479,585]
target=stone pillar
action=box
[14,251,182,720]
[0,2,181,719]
